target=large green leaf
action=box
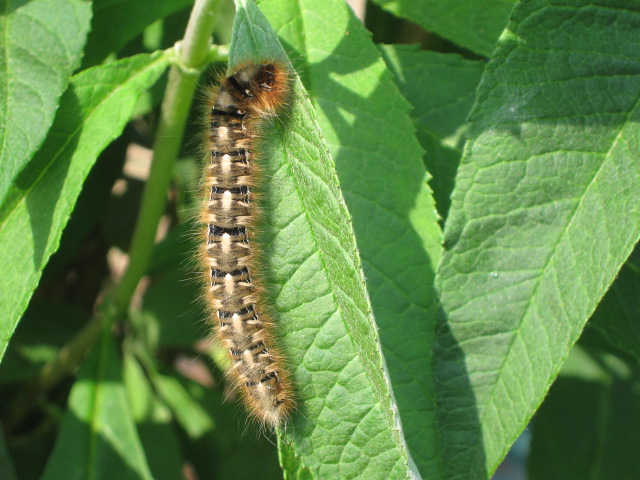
[41,329,153,480]
[82,0,194,67]
[227,1,418,478]
[372,0,515,57]
[379,45,485,218]
[0,0,91,210]
[259,1,442,477]
[435,0,640,477]
[528,346,640,479]
[0,52,170,362]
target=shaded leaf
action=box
[41,330,153,480]
[123,350,185,480]
[82,0,194,67]
[0,52,170,361]
[380,44,484,218]
[139,269,205,349]
[529,346,640,480]
[176,375,282,480]
[372,0,515,56]
[587,245,640,362]
[0,429,17,480]
[0,300,88,384]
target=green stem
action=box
[113,0,221,312]
[33,0,222,396]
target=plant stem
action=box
[33,0,222,396]
[113,0,220,312]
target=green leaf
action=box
[41,329,153,480]
[0,428,17,480]
[259,1,442,477]
[125,342,281,480]
[379,45,485,218]
[0,300,88,384]
[42,137,129,277]
[435,0,640,477]
[0,52,170,362]
[0,0,92,210]
[528,346,640,480]
[155,373,214,439]
[82,0,194,67]
[229,1,419,478]
[180,376,281,480]
[587,245,640,362]
[122,351,185,480]
[278,441,314,480]
[139,269,204,349]
[371,0,515,56]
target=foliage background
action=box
[1,0,639,479]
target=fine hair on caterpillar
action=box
[199,61,294,428]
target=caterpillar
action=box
[200,62,294,427]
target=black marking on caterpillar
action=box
[201,62,294,427]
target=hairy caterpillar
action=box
[200,62,294,427]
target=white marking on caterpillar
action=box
[200,62,294,428]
